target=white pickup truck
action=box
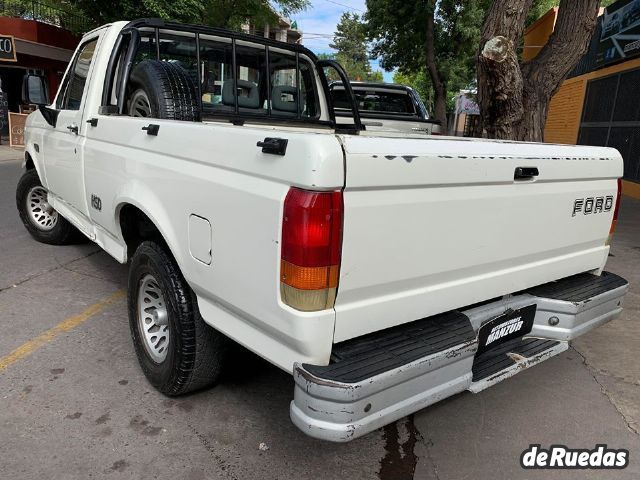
[17,19,628,442]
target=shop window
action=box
[581,75,617,123]
[608,127,640,182]
[578,69,640,183]
[612,70,640,122]
[577,126,608,147]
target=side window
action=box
[133,30,157,67]
[299,58,318,118]
[57,39,98,111]
[262,48,319,118]
[234,42,267,115]
[269,49,297,117]
[157,31,198,86]
[199,36,234,113]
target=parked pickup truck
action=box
[330,81,442,135]
[17,19,628,442]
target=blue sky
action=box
[292,0,394,82]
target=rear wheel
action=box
[16,169,81,245]
[128,241,226,395]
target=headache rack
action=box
[100,18,364,134]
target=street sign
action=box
[598,0,640,66]
[0,35,17,62]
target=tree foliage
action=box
[63,0,309,30]
[393,69,432,109]
[366,0,487,123]
[527,0,615,25]
[330,12,383,82]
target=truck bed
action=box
[334,135,622,341]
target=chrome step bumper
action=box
[290,272,628,442]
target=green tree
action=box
[527,0,615,25]
[393,69,432,109]
[366,0,487,125]
[65,0,309,30]
[330,12,381,82]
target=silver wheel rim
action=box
[26,186,58,231]
[129,89,152,117]
[137,274,170,363]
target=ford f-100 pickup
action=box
[16,19,628,442]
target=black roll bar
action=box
[316,59,364,133]
[100,19,364,133]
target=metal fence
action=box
[0,0,93,33]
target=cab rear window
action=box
[332,88,415,115]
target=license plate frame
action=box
[476,305,537,355]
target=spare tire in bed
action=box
[127,60,201,121]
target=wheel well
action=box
[119,205,164,260]
[25,153,35,170]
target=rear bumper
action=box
[290,272,628,442]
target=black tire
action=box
[16,169,82,245]
[128,60,201,121]
[128,241,226,396]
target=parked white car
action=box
[17,19,628,442]
[330,81,443,135]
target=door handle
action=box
[142,124,160,136]
[86,118,98,127]
[257,137,288,155]
[66,123,79,135]
[514,167,539,180]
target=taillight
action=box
[607,178,622,245]
[280,188,343,311]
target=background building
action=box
[0,2,84,140]
[243,15,302,44]
[527,0,640,198]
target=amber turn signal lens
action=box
[280,260,339,291]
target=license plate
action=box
[476,305,537,355]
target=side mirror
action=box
[22,74,49,106]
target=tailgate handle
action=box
[514,167,539,180]
[257,137,288,156]
[142,124,160,136]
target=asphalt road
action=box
[0,151,639,479]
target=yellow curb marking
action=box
[0,290,126,371]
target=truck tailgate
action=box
[333,135,623,342]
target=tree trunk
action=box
[477,0,599,141]
[425,0,447,127]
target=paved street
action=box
[0,149,639,479]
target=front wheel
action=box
[16,169,81,245]
[128,241,226,396]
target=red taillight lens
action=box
[280,188,343,311]
[610,178,622,235]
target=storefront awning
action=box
[14,38,73,63]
